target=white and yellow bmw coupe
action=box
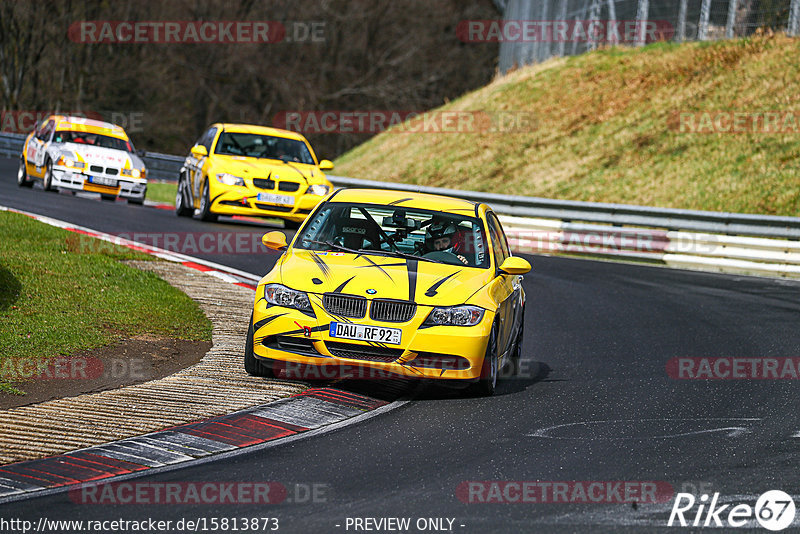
[245,188,530,396]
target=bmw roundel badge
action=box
[366,289,377,295]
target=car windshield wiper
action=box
[365,249,443,264]
[303,239,361,255]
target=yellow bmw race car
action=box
[246,188,531,396]
[18,115,147,203]
[175,123,334,227]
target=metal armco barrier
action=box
[2,131,799,277]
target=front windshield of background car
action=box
[214,132,315,165]
[295,202,489,268]
[54,130,134,152]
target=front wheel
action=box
[198,179,218,222]
[17,158,33,188]
[42,159,54,191]
[175,179,193,217]
[244,319,276,377]
[466,323,498,397]
[283,219,301,230]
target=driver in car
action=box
[425,220,469,265]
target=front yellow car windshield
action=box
[294,202,490,268]
[214,131,314,164]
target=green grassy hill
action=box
[335,34,800,216]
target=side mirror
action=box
[191,145,208,158]
[318,159,334,171]
[499,256,531,275]
[262,231,288,251]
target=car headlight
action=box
[307,184,330,196]
[264,284,312,311]
[57,156,85,169]
[423,305,485,327]
[131,168,141,178]
[217,173,246,186]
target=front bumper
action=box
[52,166,147,200]
[208,182,327,222]
[251,296,493,381]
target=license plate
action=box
[256,193,294,206]
[88,176,118,187]
[329,322,402,345]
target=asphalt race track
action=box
[2,155,800,532]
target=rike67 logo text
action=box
[668,490,796,531]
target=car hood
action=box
[60,143,136,168]
[212,155,321,183]
[278,249,493,306]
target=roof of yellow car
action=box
[330,188,480,214]
[52,115,129,140]
[215,123,308,141]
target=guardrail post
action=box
[556,0,568,56]
[571,11,582,55]
[537,0,551,62]
[635,0,649,46]
[789,0,800,36]
[725,0,738,39]
[698,0,712,40]
[677,0,688,41]
[607,0,618,45]
[588,0,601,51]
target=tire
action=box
[128,198,144,206]
[17,158,33,188]
[283,219,301,230]
[175,178,193,217]
[466,322,499,397]
[244,318,276,377]
[100,194,117,202]
[508,309,524,377]
[42,159,54,191]
[198,179,218,222]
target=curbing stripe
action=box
[0,467,77,486]
[251,396,366,429]
[79,446,173,469]
[133,431,237,455]
[67,452,148,474]
[120,436,218,459]
[0,476,44,493]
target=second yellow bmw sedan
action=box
[175,123,334,227]
[245,188,531,396]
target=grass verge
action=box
[146,182,177,205]
[335,33,800,216]
[0,210,212,395]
